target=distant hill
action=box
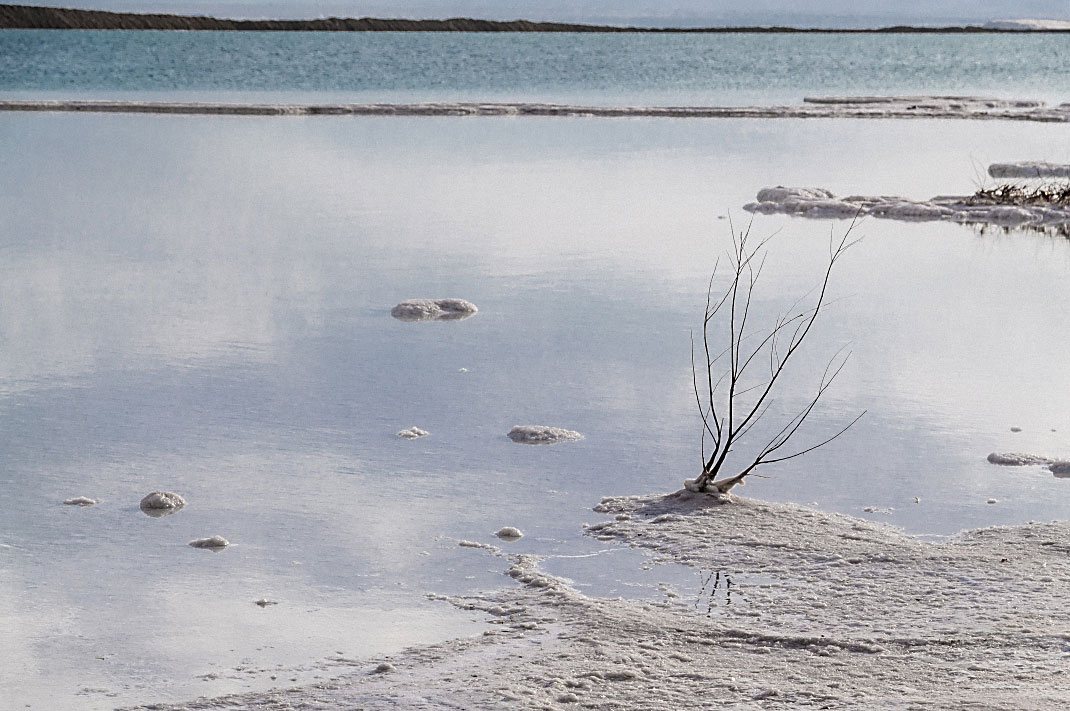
[1,3,1068,32]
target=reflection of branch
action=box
[689,219,864,494]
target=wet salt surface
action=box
[988,161,1070,178]
[389,298,478,322]
[507,425,584,445]
[3,113,1070,708]
[744,185,1070,226]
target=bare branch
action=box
[689,222,863,493]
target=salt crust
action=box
[131,490,1070,710]
[989,162,1070,179]
[187,536,229,550]
[987,452,1070,478]
[396,426,429,439]
[745,185,1070,227]
[3,96,1069,122]
[507,425,584,445]
[63,496,98,506]
[390,299,478,322]
[987,451,1052,466]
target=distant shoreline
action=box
[2,4,1069,32]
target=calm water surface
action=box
[2,112,1070,707]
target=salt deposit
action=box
[507,425,584,445]
[458,540,500,552]
[188,536,229,550]
[390,299,478,322]
[2,96,1067,123]
[396,426,429,439]
[139,491,186,517]
[494,527,524,540]
[137,490,1070,710]
[989,161,1070,179]
[745,186,1070,227]
[983,18,1070,30]
[63,496,98,506]
[986,451,1052,466]
[1049,461,1070,477]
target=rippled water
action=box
[2,30,1069,104]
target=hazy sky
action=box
[22,1,1070,26]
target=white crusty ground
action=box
[2,96,1068,122]
[128,490,1070,710]
[988,162,1070,179]
[744,186,1070,227]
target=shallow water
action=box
[2,112,1070,707]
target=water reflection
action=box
[2,112,1070,708]
[972,222,1070,240]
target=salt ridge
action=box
[744,185,1070,227]
[3,96,1069,122]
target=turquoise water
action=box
[2,30,1069,104]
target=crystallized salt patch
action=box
[507,425,583,445]
[188,536,229,550]
[495,527,524,540]
[744,186,1070,228]
[986,452,1051,466]
[390,299,478,322]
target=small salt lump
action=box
[495,527,524,541]
[139,491,186,517]
[507,425,583,445]
[986,452,1050,467]
[397,427,429,439]
[390,299,478,322]
[1050,461,1070,478]
[64,497,98,506]
[188,535,229,551]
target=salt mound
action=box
[397,426,429,439]
[1049,461,1070,477]
[390,299,478,322]
[63,496,98,506]
[139,491,186,517]
[754,186,834,203]
[988,161,1070,179]
[986,452,1052,466]
[188,535,229,550]
[507,425,584,445]
[495,526,524,540]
